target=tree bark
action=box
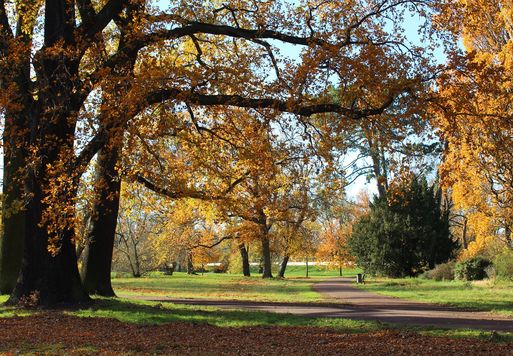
[0,140,26,294]
[8,170,89,306]
[8,3,90,303]
[81,143,121,297]
[239,243,251,277]
[261,237,273,279]
[187,251,195,275]
[0,39,33,294]
[277,255,289,278]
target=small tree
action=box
[349,175,457,277]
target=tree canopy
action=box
[2,0,509,306]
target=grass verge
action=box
[358,277,513,316]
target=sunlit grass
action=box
[71,297,381,332]
[1,281,513,343]
[113,272,334,302]
[69,297,513,343]
[359,277,513,316]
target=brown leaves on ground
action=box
[0,313,511,355]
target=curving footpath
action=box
[126,277,513,332]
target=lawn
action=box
[112,267,361,303]
[359,277,513,316]
[73,297,379,330]
[2,275,513,354]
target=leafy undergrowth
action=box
[359,278,513,316]
[113,272,327,303]
[1,312,512,355]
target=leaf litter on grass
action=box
[0,312,512,355]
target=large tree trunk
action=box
[81,143,121,297]
[0,42,33,294]
[261,237,273,279]
[0,135,26,294]
[239,243,250,277]
[8,170,89,306]
[8,3,90,303]
[277,255,289,278]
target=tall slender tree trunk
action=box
[81,143,121,296]
[187,251,195,275]
[277,255,289,278]
[239,243,250,277]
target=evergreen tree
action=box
[349,176,456,277]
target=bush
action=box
[493,250,513,280]
[455,257,491,281]
[424,261,455,281]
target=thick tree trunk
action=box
[81,144,121,297]
[0,144,26,294]
[239,243,251,277]
[261,237,273,279]
[277,255,289,278]
[8,60,90,305]
[8,172,89,306]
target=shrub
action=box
[455,257,491,281]
[493,250,513,280]
[424,261,455,281]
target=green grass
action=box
[112,267,361,303]
[71,297,381,332]
[277,265,361,277]
[1,286,513,345]
[359,277,513,316]
[70,297,513,343]
[112,271,337,302]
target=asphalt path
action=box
[125,277,513,332]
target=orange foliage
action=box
[433,0,513,257]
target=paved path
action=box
[125,277,513,332]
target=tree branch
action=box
[192,235,233,249]
[146,87,406,120]
[80,0,128,45]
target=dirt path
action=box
[125,277,513,332]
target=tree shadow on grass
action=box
[79,297,379,333]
